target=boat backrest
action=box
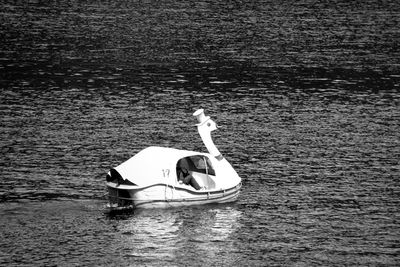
[191,172,216,189]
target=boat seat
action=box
[190,172,216,190]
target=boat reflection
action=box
[112,205,242,264]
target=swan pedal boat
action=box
[105,109,242,209]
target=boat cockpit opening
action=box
[176,155,216,190]
[106,168,137,186]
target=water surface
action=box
[1,0,399,266]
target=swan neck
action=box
[198,128,223,160]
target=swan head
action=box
[193,109,217,132]
[193,109,223,160]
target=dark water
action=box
[1,0,399,266]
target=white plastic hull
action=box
[106,182,242,209]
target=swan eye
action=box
[207,122,211,127]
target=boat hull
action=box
[106,182,242,209]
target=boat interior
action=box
[176,155,216,190]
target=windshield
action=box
[176,155,215,176]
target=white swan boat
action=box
[105,109,242,209]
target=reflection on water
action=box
[113,205,242,266]
[117,209,180,261]
[0,201,243,266]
